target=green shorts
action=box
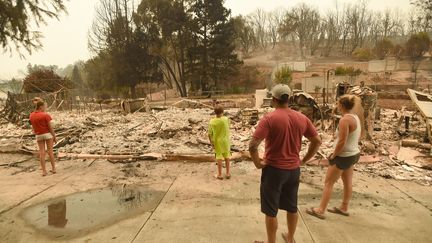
[215,152,230,160]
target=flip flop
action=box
[327,207,350,216]
[282,232,296,243]
[214,175,223,180]
[306,207,326,220]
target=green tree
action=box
[88,0,162,98]
[0,0,67,55]
[189,0,242,91]
[84,51,116,93]
[274,66,293,85]
[136,0,192,97]
[71,65,84,88]
[405,32,431,87]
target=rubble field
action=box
[0,105,431,185]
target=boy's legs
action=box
[224,157,230,177]
[216,159,223,178]
[46,138,56,173]
[37,140,47,176]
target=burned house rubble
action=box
[0,87,431,185]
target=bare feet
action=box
[50,169,56,174]
[214,174,223,180]
[42,171,48,177]
[282,233,296,243]
[225,174,231,179]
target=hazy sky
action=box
[0,0,412,79]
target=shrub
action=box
[23,69,73,93]
[352,48,375,61]
[335,66,362,76]
[274,66,293,85]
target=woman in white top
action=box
[307,94,364,219]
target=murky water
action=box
[20,185,164,239]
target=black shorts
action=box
[329,153,360,170]
[260,166,300,217]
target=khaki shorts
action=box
[36,133,53,141]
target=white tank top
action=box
[335,114,361,157]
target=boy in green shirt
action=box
[208,105,231,180]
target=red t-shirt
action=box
[29,111,52,135]
[253,108,318,170]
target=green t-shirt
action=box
[208,116,231,154]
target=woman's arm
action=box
[330,117,350,159]
[48,121,57,144]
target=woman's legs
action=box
[315,165,343,214]
[340,166,354,212]
[46,138,56,173]
[37,140,47,176]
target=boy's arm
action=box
[208,124,214,147]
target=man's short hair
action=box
[274,94,289,105]
[214,105,224,115]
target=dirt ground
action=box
[0,152,431,243]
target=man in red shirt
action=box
[249,84,321,243]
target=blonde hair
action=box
[339,94,366,138]
[338,94,357,110]
[32,97,45,110]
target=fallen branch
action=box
[56,151,256,163]
[401,139,432,150]
[58,152,162,161]
[0,157,33,167]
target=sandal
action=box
[306,207,326,220]
[282,232,296,243]
[327,207,350,216]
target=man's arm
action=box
[249,137,266,169]
[301,135,322,164]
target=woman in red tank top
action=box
[29,98,57,176]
